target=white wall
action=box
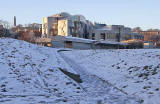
[58,20,69,36]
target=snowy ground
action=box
[0,38,86,104]
[0,38,148,104]
[62,49,160,104]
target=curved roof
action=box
[51,12,71,18]
[68,15,87,23]
[50,12,88,23]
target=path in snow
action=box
[58,49,142,104]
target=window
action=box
[107,34,111,39]
[65,41,72,48]
[100,33,105,40]
[92,33,95,40]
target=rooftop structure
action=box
[51,35,132,49]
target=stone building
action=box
[138,31,160,42]
[132,30,160,47]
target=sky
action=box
[1,0,160,30]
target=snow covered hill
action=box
[0,38,143,104]
[62,49,160,104]
[0,38,87,104]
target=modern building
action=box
[51,35,96,49]
[107,25,132,41]
[43,12,145,49]
[51,35,131,50]
[90,27,116,42]
[42,12,93,38]
[90,24,143,42]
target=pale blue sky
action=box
[1,0,160,30]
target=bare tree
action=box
[0,19,10,37]
[151,35,160,45]
[147,29,160,31]
[0,19,10,29]
[132,27,142,32]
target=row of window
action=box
[92,33,115,40]
[92,33,144,40]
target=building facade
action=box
[42,12,93,39]
[51,36,131,50]
[138,31,160,42]
[107,25,132,41]
[89,28,116,42]
[43,12,144,46]
[89,24,143,42]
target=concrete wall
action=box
[51,41,65,48]
[51,40,128,50]
[144,42,154,49]
[94,44,124,49]
[72,42,92,50]
[90,29,116,42]
[51,40,93,50]
[58,20,68,36]
[107,25,132,41]
[42,17,56,37]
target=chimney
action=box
[14,16,16,27]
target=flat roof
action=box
[65,36,97,43]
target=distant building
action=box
[43,12,144,49]
[130,32,144,40]
[138,31,160,42]
[51,35,96,49]
[51,35,131,50]
[143,41,154,49]
[133,30,160,47]
[107,25,132,41]
[90,24,143,43]
[11,23,42,42]
[89,27,116,42]
[42,12,93,38]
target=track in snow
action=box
[58,49,142,104]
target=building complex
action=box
[42,12,144,44]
